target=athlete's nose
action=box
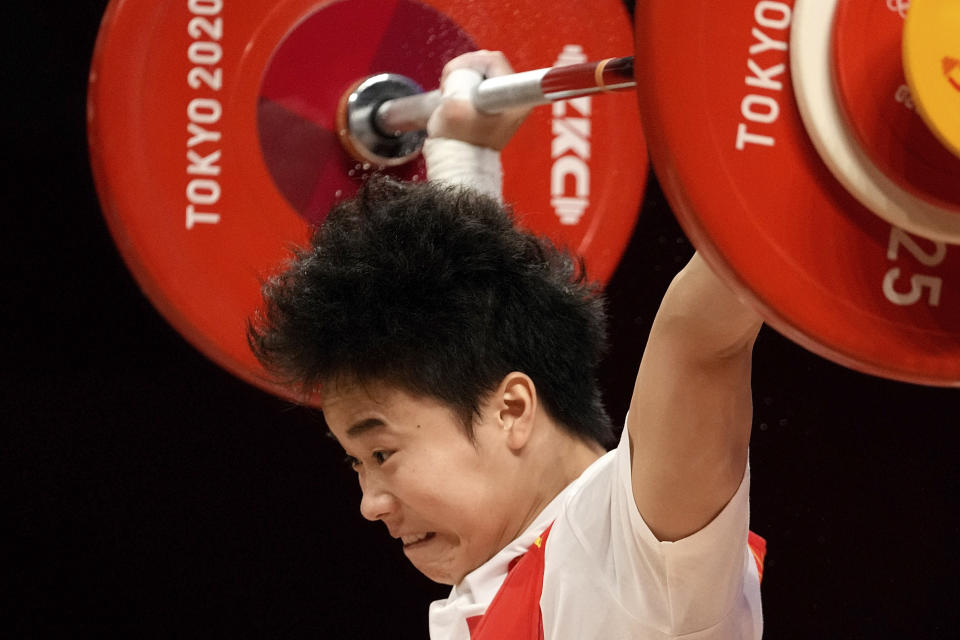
[359,475,398,522]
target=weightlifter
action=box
[249,50,765,639]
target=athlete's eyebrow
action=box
[346,417,387,437]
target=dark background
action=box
[6,1,958,638]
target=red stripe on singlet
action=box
[468,525,553,640]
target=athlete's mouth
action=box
[401,532,436,547]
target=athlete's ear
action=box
[495,372,538,451]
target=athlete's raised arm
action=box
[628,253,763,541]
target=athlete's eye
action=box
[344,455,360,470]
[372,450,392,465]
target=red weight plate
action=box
[635,0,960,386]
[832,0,960,210]
[88,0,647,402]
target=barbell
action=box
[87,0,960,395]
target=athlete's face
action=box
[322,380,525,585]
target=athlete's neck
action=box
[510,420,605,540]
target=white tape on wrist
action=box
[423,138,503,201]
[443,68,484,100]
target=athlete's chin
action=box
[405,561,451,585]
[409,557,462,586]
[406,544,469,585]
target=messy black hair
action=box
[248,176,614,448]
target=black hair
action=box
[248,176,614,448]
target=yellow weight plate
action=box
[903,0,960,159]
